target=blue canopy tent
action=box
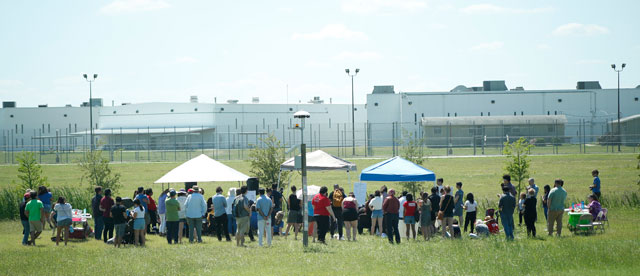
[359,156,436,182]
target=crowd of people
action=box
[17,169,604,246]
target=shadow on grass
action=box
[303,244,332,254]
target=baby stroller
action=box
[357,207,371,235]
[122,218,135,244]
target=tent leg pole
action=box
[277,170,282,190]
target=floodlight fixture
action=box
[611,64,616,69]
[345,69,350,74]
[93,74,98,79]
[355,68,360,74]
[293,110,310,118]
[83,74,88,79]
[622,63,626,69]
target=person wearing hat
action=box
[177,189,188,243]
[165,190,181,244]
[382,189,401,244]
[19,193,31,245]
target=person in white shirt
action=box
[435,178,445,196]
[398,191,407,220]
[226,188,237,236]
[51,197,73,246]
[463,193,478,233]
[176,190,188,243]
[368,190,384,236]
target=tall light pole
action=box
[294,110,310,247]
[345,68,359,156]
[84,74,98,152]
[611,63,625,152]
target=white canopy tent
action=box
[154,154,250,188]
[279,150,357,190]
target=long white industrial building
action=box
[2,80,639,151]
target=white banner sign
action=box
[353,182,367,207]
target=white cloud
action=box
[552,23,609,36]
[470,41,504,51]
[341,0,427,14]
[461,4,553,14]
[176,56,199,64]
[291,24,367,40]
[332,51,382,60]
[100,0,171,15]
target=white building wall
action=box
[367,87,640,146]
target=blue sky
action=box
[1,0,638,107]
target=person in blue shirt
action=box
[256,188,273,246]
[590,169,601,200]
[37,186,54,229]
[212,186,231,242]
[184,186,207,243]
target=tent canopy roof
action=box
[359,156,435,182]
[154,154,249,183]
[280,150,356,171]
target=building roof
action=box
[611,114,640,124]
[71,127,213,135]
[421,115,568,126]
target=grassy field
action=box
[0,153,638,275]
[0,153,637,201]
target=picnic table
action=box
[564,208,590,231]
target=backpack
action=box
[232,197,242,217]
[332,189,344,207]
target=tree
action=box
[249,134,290,188]
[16,152,48,190]
[78,150,121,193]
[399,130,428,196]
[503,137,534,196]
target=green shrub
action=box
[0,186,91,220]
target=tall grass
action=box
[0,186,91,220]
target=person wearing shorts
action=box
[25,191,44,246]
[368,190,384,236]
[285,186,303,240]
[233,186,250,247]
[111,197,128,247]
[52,196,73,246]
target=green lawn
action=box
[0,153,637,201]
[0,153,638,275]
[0,210,638,275]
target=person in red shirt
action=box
[382,189,401,244]
[146,189,158,234]
[99,189,115,243]
[312,186,336,244]
[402,193,418,240]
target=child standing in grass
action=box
[403,193,417,240]
[518,192,526,226]
[542,185,551,221]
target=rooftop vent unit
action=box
[576,81,602,90]
[511,86,525,91]
[308,96,324,104]
[2,101,16,108]
[450,85,471,92]
[121,103,131,105]
[65,104,72,107]
[227,99,239,104]
[483,80,508,91]
[190,96,198,103]
[470,87,484,91]
[252,97,259,104]
[90,98,103,107]
[372,85,395,94]
[38,104,48,108]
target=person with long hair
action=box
[402,193,417,240]
[99,189,115,243]
[342,192,359,241]
[419,192,432,241]
[463,193,478,233]
[38,186,53,229]
[52,196,72,246]
[440,186,455,238]
[285,186,303,240]
[542,185,551,221]
[312,186,336,244]
[132,199,146,246]
[368,190,384,236]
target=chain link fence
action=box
[1,120,638,164]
